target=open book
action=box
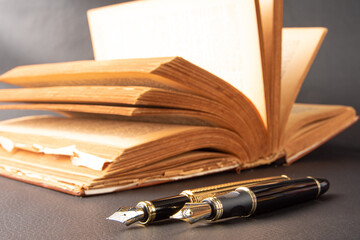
[0,0,357,196]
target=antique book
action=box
[0,0,357,196]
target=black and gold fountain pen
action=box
[171,177,329,223]
[107,175,290,225]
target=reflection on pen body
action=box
[107,175,290,226]
[171,177,329,223]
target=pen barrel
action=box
[152,195,190,221]
[250,177,328,215]
[205,190,254,220]
[205,177,329,220]
[138,195,189,224]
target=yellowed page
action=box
[88,0,267,125]
[280,27,327,143]
[0,57,190,91]
[0,115,199,151]
[0,86,249,133]
[0,103,233,129]
[0,115,200,170]
[258,0,283,152]
[0,115,252,167]
[284,103,352,140]
[0,60,267,159]
[284,103,357,163]
[0,86,231,117]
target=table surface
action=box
[0,142,359,240]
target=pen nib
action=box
[107,207,145,226]
[171,203,212,224]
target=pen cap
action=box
[317,178,330,195]
[182,175,290,202]
[248,177,329,215]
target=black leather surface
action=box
[0,143,359,240]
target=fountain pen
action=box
[172,177,329,223]
[107,175,289,225]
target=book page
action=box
[0,86,225,113]
[0,61,267,158]
[0,116,198,150]
[279,27,327,144]
[88,0,267,125]
[0,57,191,92]
[258,0,283,152]
[284,103,357,163]
[0,115,252,170]
[0,103,232,128]
[0,116,201,170]
[284,103,351,139]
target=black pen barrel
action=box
[151,195,190,221]
[138,195,190,224]
[205,177,329,220]
[250,177,329,215]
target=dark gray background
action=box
[0,1,359,239]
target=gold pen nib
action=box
[171,203,212,224]
[107,207,145,226]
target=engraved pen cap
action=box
[180,175,290,202]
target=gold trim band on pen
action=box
[236,187,257,217]
[307,176,321,198]
[137,201,156,225]
[206,197,224,221]
[180,190,197,203]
